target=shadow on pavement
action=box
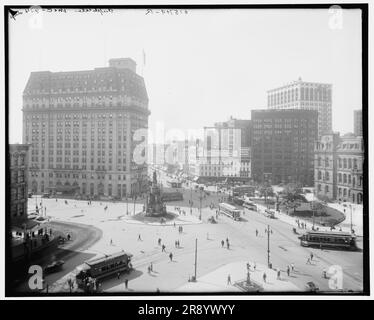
[99,269,143,292]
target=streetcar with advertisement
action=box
[299,231,357,250]
[218,203,241,221]
[75,250,133,288]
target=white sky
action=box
[8,8,362,143]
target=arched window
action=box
[343,158,347,168]
[358,193,362,204]
[338,173,342,183]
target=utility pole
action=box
[126,195,129,215]
[350,204,353,233]
[194,238,197,281]
[199,189,202,220]
[267,225,270,267]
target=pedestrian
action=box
[306,257,311,264]
[310,252,314,261]
[150,262,153,272]
[162,244,166,252]
[158,238,162,246]
[177,240,180,248]
[110,239,113,245]
[148,265,151,274]
[227,241,230,250]
[175,240,177,248]
[221,240,224,248]
[287,266,290,276]
[227,274,231,285]
[277,270,281,280]
[291,263,294,272]
[117,272,121,280]
[124,278,128,289]
[169,252,173,261]
[256,229,258,237]
[263,272,267,283]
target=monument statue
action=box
[145,170,167,216]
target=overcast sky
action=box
[8,8,362,143]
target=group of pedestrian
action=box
[296,219,307,229]
[174,240,181,248]
[178,226,184,234]
[221,237,230,249]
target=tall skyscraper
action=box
[251,109,318,186]
[354,109,363,136]
[22,58,150,198]
[267,78,332,136]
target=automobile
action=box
[305,281,319,292]
[42,193,51,198]
[28,192,33,198]
[44,260,65,274]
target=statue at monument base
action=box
[144,171,168,217]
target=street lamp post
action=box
[350,204,353,233]
[194,238,197,281]
[267,225,271,268]
[199,189,202,220]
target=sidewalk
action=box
[254,201,363,237]
[175,261,300,292]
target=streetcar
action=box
[218,203,241,221]
[299,231,357,250]
[243,201,257,212]
[75,250,133,287]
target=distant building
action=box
[22,58,150,199]
[196,117,251,183]
[314,133,340,200]
[314,133,363,204]
[354,110,363,136]
[251,109,318,186]
[267,78,332,136]
[9,144,30,224]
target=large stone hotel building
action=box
[22,58,150,198]
[267,78,332,136]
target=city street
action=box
[27,173,363,293]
